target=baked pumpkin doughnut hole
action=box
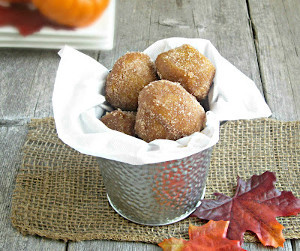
[100,109,136,136]
[105,52,158,111]
[135,80,206,142]
[155,44,216,102]
[102,44,215,142]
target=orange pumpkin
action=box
[31,0,110,27]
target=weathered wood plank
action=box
[148,0,198,41]
[0,49,98,121]
[0,125,66,250]
[0,49,41,121]
[243,240,293,250]
[294,240,300,251]
[248,0,300,120]
[98,0,155,68]
[69,240,161,251]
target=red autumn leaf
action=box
[192,171,300,248]
[0,4,73,36]
[158,220,245,251]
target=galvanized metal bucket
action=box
[97,147,212,226]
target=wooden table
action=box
[1,0,299,250]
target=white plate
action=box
[0,0,115,50]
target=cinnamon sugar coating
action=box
[135,80,206,142]
[106,52,157,111]
[100,109,136,136]
[155,44,216,101]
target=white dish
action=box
[0,0,115,50]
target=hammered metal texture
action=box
[97,148,212,225]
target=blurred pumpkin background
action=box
[0,0,110,27]
[0,0,114,49]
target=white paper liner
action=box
[52,37,271,165]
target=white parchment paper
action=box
[52,37,272,165]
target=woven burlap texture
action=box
[11,118,300,243]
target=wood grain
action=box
[98,0,155,68]
[247,0,300,120]
[0,50,98,122]
[294,240,300,251]
[69,240,161,251]
[243,240,293,250]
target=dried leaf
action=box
[158,220,245,251]
[158,237,187,251]
[192,171,300,247]
[0,4,72,36]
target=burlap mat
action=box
[11,118,300,243]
